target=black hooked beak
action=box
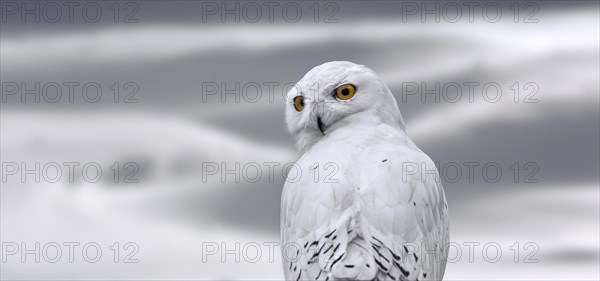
[317,116,325,135]
[314,101,326,135]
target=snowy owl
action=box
[281,61,449,280]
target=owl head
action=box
[286,61,405,153]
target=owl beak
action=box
[316,116,325,135]
[314,101,326,135]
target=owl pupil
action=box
[342,89,349,96]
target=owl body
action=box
[281,61,449,281]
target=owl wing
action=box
[358,150,450,281]
[280,159,359,280]
[281,142,449,281]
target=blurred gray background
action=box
[1,1,599,280]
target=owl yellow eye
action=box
[293,96,304,111]
[335,84,356,100]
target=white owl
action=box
[281,61,449,280]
